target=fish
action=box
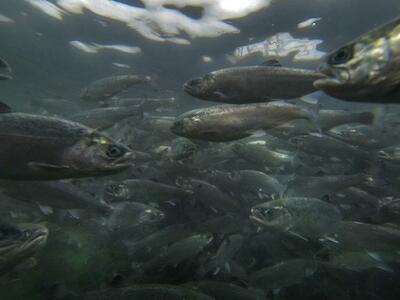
[0,180,112,215]
[63,284,215,300]
[137,234,213,274]
[104,179,190,204]
[324,221,400,253]
[289,133,370,161]
[317,108,383,130]
[199,234,244,276]
[123,224,192,257]
[185,179,243,213]
[249,259,318,291]
[251,197,342,239]
[329,251,399,273]
[106,201,165,231]
[171,102,315,142]
[68,105,143,130]
[0,104,133,179]
[100,97,177,111]
[328,124,396,149]
[284,174,371,198]
[377,145,400,163]
[0,57,12,80]
[208,170,285,203]
[139,115,176,136]
[314,16,400,102]
[184,60,326,103]
[0,222,48,276]
[168,137,197,161]
[186,281,266,300]
[232,142,296,169]
[80,75,152,101]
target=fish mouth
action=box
[107,152,135,170]
[249,208,268,226]
[21,226,49,252]
[183,78,202,95]
[314,63,349,90]
[30,227,49,245]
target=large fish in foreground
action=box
[184,60,326,104]
[0,104,132,180]
[80,74,152,101]
[0,57,12,80]
[314,16,400,102]
[170,102,314,141]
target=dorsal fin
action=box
[260,59,282,67]
[0,102,11,113]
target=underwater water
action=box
[1,0,400,299]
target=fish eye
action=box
[106,145,124,158]
[330,46,353,65]
[263,209,273,216]
[188,78,203,86]
[24,230,32,238]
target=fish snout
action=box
[183,78,203,93]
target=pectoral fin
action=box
[212,91,229,100]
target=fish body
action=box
[184,63,325,103]
[80,75,151,101]
[66,284,215,300]
[101,97,177,111]
[69,105,142,130]
[0,180,112,214]
[140,234,213,273]
[104,179,190,204]
[289,133,369,160]
[171,102,313,142]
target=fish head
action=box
[170,137,197,160]
[314,23,396,101]
[250,201,293,231]
[329,124,360,139]
[183,73,218,100]
[104,182,130,201]
[0,223,48,268]
[171,111,231,141]
[170,112,203,137]
[63,132,133,176]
